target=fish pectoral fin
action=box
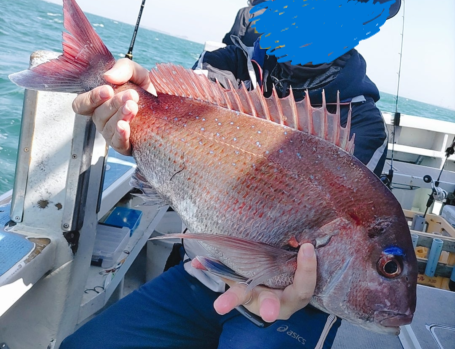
[151,233,298,290]
[192,256,247,283]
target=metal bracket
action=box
[63,230,80,254]
[61,115,97,232]
[10,90,38,223]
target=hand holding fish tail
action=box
[214,244,317,323]
[71,58,156,156]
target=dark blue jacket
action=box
[193,43,388,177]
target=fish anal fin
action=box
[129,168,167,206]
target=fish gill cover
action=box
[251,0,394,65]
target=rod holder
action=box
[450,266,455,291]
[411,214,425,232]
[424,238,443,277]
[411,234,419,249]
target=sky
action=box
[45,0,455,111]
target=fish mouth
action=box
[374,310,414,328]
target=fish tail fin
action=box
[9,0,115,93]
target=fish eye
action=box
[377,254,402,278]
[384,260,398,274]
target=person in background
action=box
[62,1,402,348]
[222,0,266,46]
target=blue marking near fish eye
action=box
[384,246,404,256]
[250,0,393,65]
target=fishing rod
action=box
[125,0,147,60]
[383,0,405,190]
[420,138,455,217]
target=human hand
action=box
[71,58,156,156]
[214,243,317,323]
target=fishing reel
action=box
[445,140,455,158]
[423,174,448,203]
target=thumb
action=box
[104,58,157,96]
[103,58,135,84]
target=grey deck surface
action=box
[332,320,402,349]
[333,285,455,349]
[409,285,455,349]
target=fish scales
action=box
[8,0,417,335]
[129,89,354,247]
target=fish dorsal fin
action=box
[149,63,354,154]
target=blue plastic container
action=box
[104,207,143,236]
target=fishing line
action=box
[385,0,405,189]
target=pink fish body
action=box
[9,0,417,335]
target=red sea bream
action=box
[9,0,417,335]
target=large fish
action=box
[9,0,416,335]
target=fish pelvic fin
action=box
[192,256,248,283]
[9,0,115,93]
[150,233,298,290]
[149,64,354,154]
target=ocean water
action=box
[0,0,454,196]
[0,0,203,195]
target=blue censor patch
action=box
[251,0,393,65]
[384,246,404,256]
